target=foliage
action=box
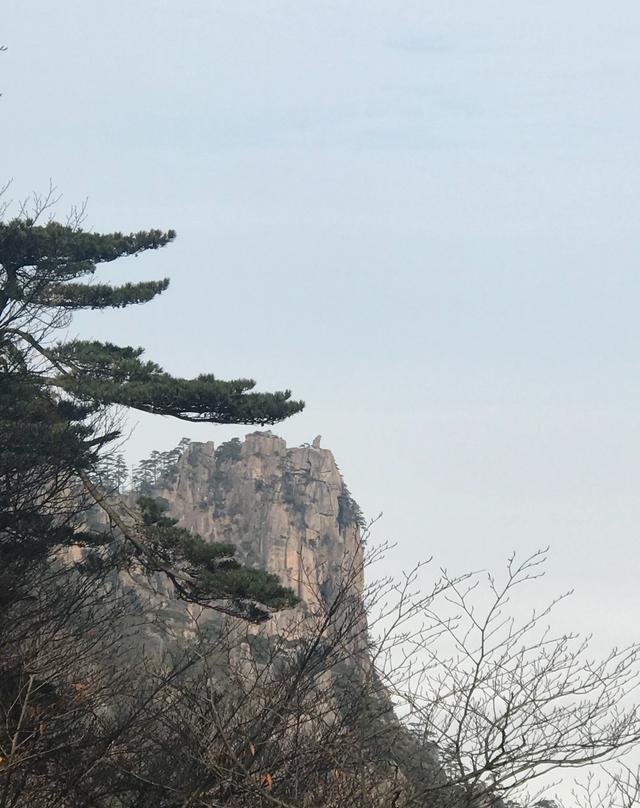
[138,496,299,617]
[2,490,640,807]
[214,437,243,463]
[92,452,128,493]
[131,438,191,493]
[0,373,112,569]
[0,199,303,618]
[337,483,366,529]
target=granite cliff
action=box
[80,432,448,805]
[124,433,445,801]
[140,431,365,615]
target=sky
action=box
[3,1,640,645]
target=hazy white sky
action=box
[3,1,640,641]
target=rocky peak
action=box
[122,434,444,796]
[149,432,364,610]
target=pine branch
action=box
[37,279,170,309]
[78,471,286,622]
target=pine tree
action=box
[0,218,303,424]
[0,212,303,619]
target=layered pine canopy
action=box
[0,218,304,425]
[0,216,303,619]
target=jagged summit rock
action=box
[146,431,363,609]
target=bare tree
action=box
[3,503,640,808]
[542,766,640,808]
[54,546,640,808]
[378,550,640,807]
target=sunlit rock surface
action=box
[149,432,364,611]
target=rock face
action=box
[149,432,364,612]
[122,433,446,802]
